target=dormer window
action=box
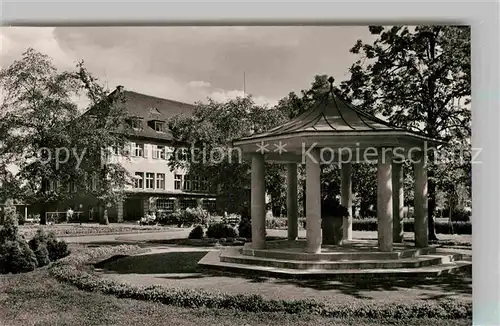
[127,117,143,130]
[148,119,166,133]
[154,121,165,132]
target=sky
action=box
[0,26,376,107]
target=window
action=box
[156,173,165,190]
[157,199,174,212]
[146,173,155,189]
[192,176,200,192]
[183,175,192,191]
[153,145,166,159]
[134,172,144,189]
[132,143,144,157]
[72,181,78,193]
[174,174,182,190]
[154,121,165,132]
[112,145,119,155]
[180,199,197,210]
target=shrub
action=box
[265,217,287,229]
[34,243,50,267]
[157,211,178,226]
[206,222,237,239]
[188,225,205,239]
[0,201,19,243]
[451,208,471,222]
[185,207,211,226]
[238,218,252,239]
[28,228,70,262]
[0,238,38,274]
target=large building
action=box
[109,86,216,221]
[44,86,216,223]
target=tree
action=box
[0,48,131,225]
[168,96,286,215]
[339,26,471,239]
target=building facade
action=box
[112,87,217,221]
[44,86,216,222]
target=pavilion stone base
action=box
[198,240,471,280]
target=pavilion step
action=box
[198,251,472,280]
[220,250,463,270]
[240,246,438,261]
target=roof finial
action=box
[327,76,335,91]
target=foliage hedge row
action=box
[49,245,471,320]
[273,217,471,235]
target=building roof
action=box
[232,77,444,161]
[86,86,195,142]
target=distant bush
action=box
[269,216,470,235]
[351,218,471,235]
[188,225,205,239]
[206,222,237,239]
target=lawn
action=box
[0,268,471,326]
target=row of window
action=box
[44,173,99,193]
[112,143,171,159]
[156,198,216,212]
[134,173,210,193]
[127,118,166,133]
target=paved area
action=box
[94,245,472,306]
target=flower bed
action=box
[19,224,167,239]
[49,245,472,320]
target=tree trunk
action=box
[39,178,47,225]
[427,151,438,241]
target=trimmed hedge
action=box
[49,245,472,320]
[351,218,471,235]
[274,217,471,235]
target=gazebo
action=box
[233,77,440,253]
[198,78,470,279]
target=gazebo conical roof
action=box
[232,77,443,163]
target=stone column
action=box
[305,148,322,254]
[117,200,124,223]
[251,153,266,249]
[341,162,353,241]
[377,149,393,252]
[392,162,404,242]
[286,163,298,240]
[413,152,429,248]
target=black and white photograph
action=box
[0,23,475,326]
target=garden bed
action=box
[19,224,169,239]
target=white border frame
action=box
[2,1,499,325]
